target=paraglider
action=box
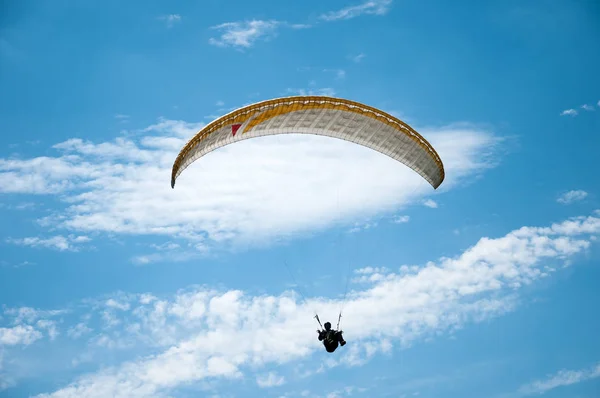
[170,95,445,353]
[170,95,445,190]
[317,321,346,353]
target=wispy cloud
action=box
[518,362,600,395]
[289,23,312,29]
[105,299,130,312]
[557,189,588,205]
[131,249,201,266]
[560,101,599,115]
[350,53,366,63]
[320,0,393,21]
[324,68,346,79]
[208,2,393,50]
[560,109,578,116]
[67,323,93,339]
[285,87,338,96]
[114,114,130,123]
[0,260,36,268]
[325,386,368,398]
[581,104,595,111]
[25,212,600,397]
[209,20,280,48]
[423,199,438,208]
[3,307,66,325]
[0,202,37,211]
[16,202,36,210]
[256,371,285,388]
[6,235,91,251]
[392,215,410,223]
[158,14,181,28]
[348,220,378,233]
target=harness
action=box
[324,330,336,344]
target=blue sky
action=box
[1,0,599,397]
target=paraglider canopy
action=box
[171,95,445,189]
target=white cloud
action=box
[6,235,91,251]
[560,109,578,116]
[518,362,600,395]
[159,14,181,28]
[0,307,63,358]
[37,320,59,341]
[215,100,224,107]
[139,294,156,305]
[101,310,122,329]
[392,215,410,223]
[557,190,588,205]
[288,23,312,29]
[209,20,280,48]
[348,220,378,233]
[581,104,595,111]
[355,266,388,275]
[131,250,201,266]
[0,325,43,346]
[3,307,66,325]
[106,299,130,311]
[351,266,392,284]
[256,371,285,388]
[133,241,191,264]
[325,385,368,398]
[131,254,157,265]
[15,202,36,210]
[0,260,35,268]
[0,156,97,194]
[423,199,438,208]
[0,118,499,254]
[206,3,396,50]
[30,212,600,397]
[320,0,393,21]
[150,242,180,251]
[67,323,93,339]
[350,53,366,63]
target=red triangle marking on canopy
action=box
[231,124,242,136]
